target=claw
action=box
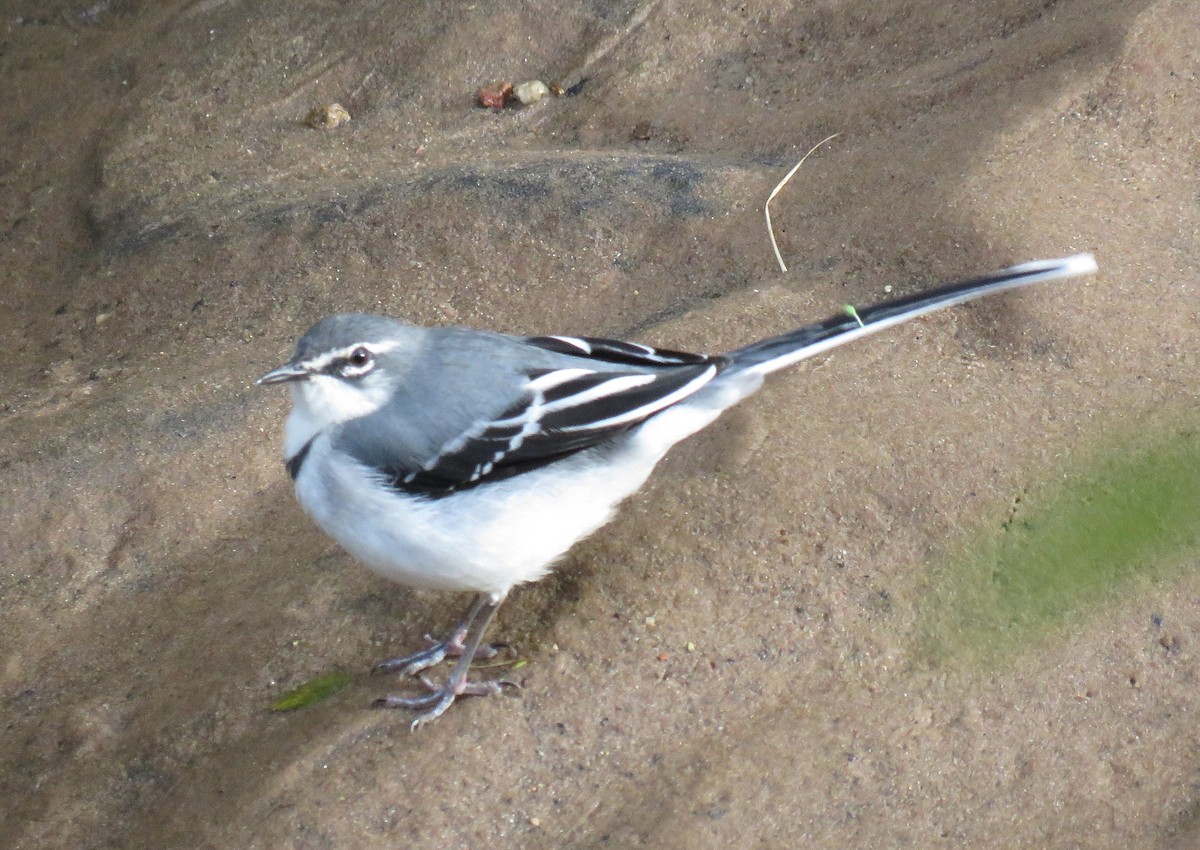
[370,593,510,728]
[371,597,509,678]
[472,641,506,661]
[373,690,441,710]
[374,674,510,729]
[371,642,448,677]
[409,690,457,730]
[372,638,508,677]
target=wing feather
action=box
[396,360,719,495]
[524,335,715,367]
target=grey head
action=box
[257,314,418,387]
[256,314,433,456]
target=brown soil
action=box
[2,1,1198,847]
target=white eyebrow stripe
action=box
[302,340,401,372]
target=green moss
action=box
[270,670,352,711]
[915,427,1200,667]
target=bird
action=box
[257,253,1097,728]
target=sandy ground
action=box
[2,0,1199,847]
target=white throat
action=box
[283,374,389,459]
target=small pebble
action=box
[304,103,351,129]
[477,80,513,109]
[514,80,550,105]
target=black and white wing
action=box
[395,338,725,496]
[522,335,715,367]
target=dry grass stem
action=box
[765,132,840,273]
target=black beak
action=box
[256,362,310,385]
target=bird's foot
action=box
[371,639,449,677]
[373,675,519,730]
[372,633,506,677]
[370,592,510,727]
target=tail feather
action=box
[729,254,1097,377]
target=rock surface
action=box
[2,1,1198,848]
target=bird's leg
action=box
[374,593,513,729]
[372,592,500,677]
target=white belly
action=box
[288,378,749,596]
[293,435,660,595]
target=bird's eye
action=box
[349,346,371,367]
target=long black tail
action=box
[728,254,1097,376]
